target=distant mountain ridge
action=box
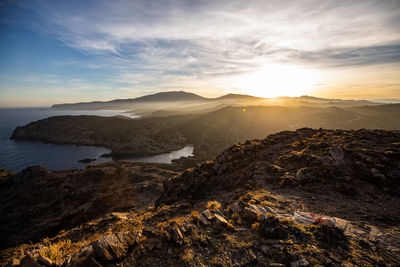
[52,91,208,109]
[51,90,377,110]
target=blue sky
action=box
[1,0,400,106]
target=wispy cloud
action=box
[2,0,400,102]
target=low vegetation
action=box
[1,128,400,266]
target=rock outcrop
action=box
[10,115,188,157]
[0,161,180,250]
[1,129,400,266]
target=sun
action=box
[233,64,320,98]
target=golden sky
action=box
[1,0,400,106]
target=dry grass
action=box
[261,200,279,207]
[36,239,72,265]
[181,248,194,262]
[191,210,200,225]
[251,222,260,231]
[206,201,221,211]
[225,234,251,248]
[231,213,241,224]
[156,216,186,241]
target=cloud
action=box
[3,0,400,99]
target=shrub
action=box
[181,249,194,262]
[251,222,260,231]
[206,201,221,211]
[36,239,72,265]
[191,210,200,225]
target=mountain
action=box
[371,98,400,103]
[2,128,400,266]
[51,91,208,110]
[51,91,378,111]
[214,93,262,101]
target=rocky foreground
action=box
[1,128,400,266]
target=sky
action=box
[1,0,400,107]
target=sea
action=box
[0,108,194,172]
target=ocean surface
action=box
[0,108,193,172]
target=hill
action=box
[51,91,378,111]
[1,129,400,266]
[51,91,208,110]
[11,104,400,164]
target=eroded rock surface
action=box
[0,161,180,250]
[1,129,400,266]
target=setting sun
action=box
[233,64,321,98]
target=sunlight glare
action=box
[234,64,320,98]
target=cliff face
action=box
[11,115,189,157]
[1,129,400,266]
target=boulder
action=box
[19,253,42,267]
[260,215,288,239]
[229,203,242,214]
[37,255,53,266]
[202,209,213,221]
[242,207,260,223]
[199,214,209,225]
[92,231,139,262]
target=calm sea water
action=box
[0,108,193,172]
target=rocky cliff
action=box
[1,129,400,266]
[11,115,189,157]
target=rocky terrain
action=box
[1,128,400,266]
[0,162,181,250]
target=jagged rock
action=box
[93,234,126,262]
[260,214,288,239]
[9,258,20,266]
[242,207,260,223]
[214,214,228,226]
[229,202,242,214]
[248,204,267,214]
[69,245,96,267]
[92,231,139,262]
[199,214,209,225]
[202,209,213,221]
[37,255,53,266]
[170,226,184,243]
[292,212,314,225]
[19,253,42,267]
[290,257,309,267]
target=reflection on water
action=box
[106,145,194,164]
